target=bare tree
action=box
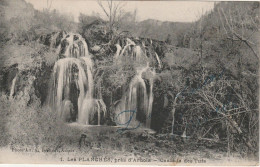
[97,0,126,32]
[44,0,53,12]
[218,5,258,59]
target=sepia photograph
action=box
[0,0,259,166]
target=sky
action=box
[25,0,215,22]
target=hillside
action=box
[127,19,192,45]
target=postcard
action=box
[0,0,259,166]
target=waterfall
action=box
[113,39,157,129]
[77,56,94,124]
[126,38,135,45]
[116,38,136,58]
[97,100,101,125]
[146,70,155,127]
[95,99,107,125]
[55,32,66,55]
[114,44,122,59]
[39,31,160,128]
[119,43,134,58]
[79,98,107,125]
[51,58,90,119]
[114,65,155,128]
[48,32,104,125]
[133,45,146,62]
[115,38,148,64]
[59,33,89,58]
[127,66,149,127]
[155,52,162,69]
[9,74,18,98]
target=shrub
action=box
[0,94,11,147]
[0,92,76,150]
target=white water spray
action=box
[49,32,105,125]
[155,52,162,69]
[9,74,18,98]
[114,64,155,128]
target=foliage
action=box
[0,91,79,150]
[0,94,11,147]
[150,2,259,156]
[0,42,57,69]
[78,9,137,47]
[78,13,104,36]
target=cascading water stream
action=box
[95,99,107,125]
[115,64,155,128]
[52,58,89,118]
[127,66,149,126]
[155,52,162,69]
[133,45,147,62]
[119,43,134,58]
[115,38,148,63]
[48,32,101,125]
[114,44,122,59]
[9,74,18,98]
[113,39,157,129]
[146,69,155,128]
[77,57,95,124]
[8,31,158,128]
